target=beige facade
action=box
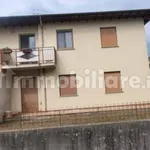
[0,17,149,113]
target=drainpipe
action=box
[39,16,44,48]
[39,16,47,111]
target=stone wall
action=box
[0,121,150,150]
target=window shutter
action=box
[100,27,118,48]
[104,71,122,94]
[59,74,77,96]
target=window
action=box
[100,27,118,48]
[57,30,73,49]
[20,34,35,49]
[104,71,122,94]
[59,74,77,97]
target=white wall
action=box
[0,26,38,49]
[0,18,149,112]
[42,18,150,110]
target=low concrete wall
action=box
[0,121,150,150]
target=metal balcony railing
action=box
[1,47,56,69]
[1,101,150,131]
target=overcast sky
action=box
[0,0,150,54]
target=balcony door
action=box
[18,34,38,64]
[20,34,35,49]
[21,77,38,113]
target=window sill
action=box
[101,46,119,49]
[60,94,78,98]
[57,48,75,51]
[105,91,124,95]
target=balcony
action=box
[1,47,56,70]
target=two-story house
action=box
[0,9,150,116]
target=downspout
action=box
[39,16,47,111]
[39,16,44,48]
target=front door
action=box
[21,77,38,113]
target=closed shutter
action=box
[104,71,122,94]
[100,27,118,48]
[59,74,77,96]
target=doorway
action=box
[21,77,38,113]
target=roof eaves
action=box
[0,9,150,26]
